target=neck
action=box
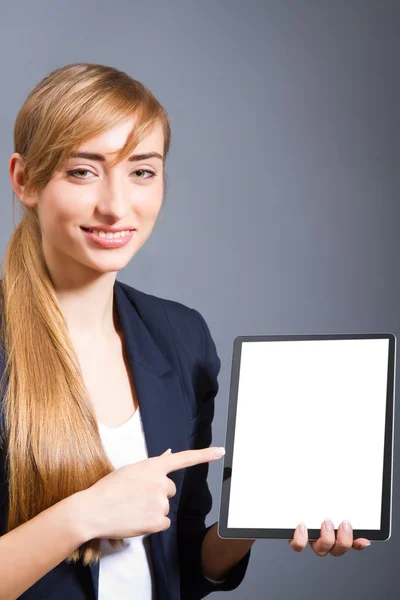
[51,272,119,343]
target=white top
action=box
[97,406,225,599]
[98,406,157,600]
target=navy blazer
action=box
[0,279,251,599]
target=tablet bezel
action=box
[218,333,396,541]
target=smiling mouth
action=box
[80,227,135,238]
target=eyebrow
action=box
[69,151,164,162]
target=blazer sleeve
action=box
[176,308,251,599]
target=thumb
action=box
[161,448,172,455]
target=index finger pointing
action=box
[163,447,225,474]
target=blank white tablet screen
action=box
[227,338,389,530]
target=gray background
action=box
[1,1,399,598]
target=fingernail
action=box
[166,448,172,454]
[324,518,334,531]
[298,521,306,533]
[361,541,371,547]
[213,447,225,457]
[342,519,352,533]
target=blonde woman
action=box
[0,63,253,600]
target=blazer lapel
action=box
[88,279,189,600]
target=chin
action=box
[91,261,131,274]
[76,255,130,274]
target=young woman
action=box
[0,62,252,600]
[0,62,371,600]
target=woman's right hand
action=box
[77,446,225,540]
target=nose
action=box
[96,176,131,221]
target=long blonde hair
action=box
[0,62,171,566]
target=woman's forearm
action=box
[201,522,255,581]
[0,491,89,600]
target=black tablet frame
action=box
[218,333,396,542]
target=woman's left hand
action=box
[288,519,371,557]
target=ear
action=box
[8,152,38,208]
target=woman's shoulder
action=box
[117,279,211,357]
[117,279,204,324]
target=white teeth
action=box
[87,229,131,239]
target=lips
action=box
[81,227,135,248]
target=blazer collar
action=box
[114,279,173,377]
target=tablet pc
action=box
[218,333,396,542]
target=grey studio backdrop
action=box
[0,1,399,599]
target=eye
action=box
[66,169,94,179]
[131,169,156,180]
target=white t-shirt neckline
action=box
[98,406,140,433]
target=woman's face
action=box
[13,117,165,283]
